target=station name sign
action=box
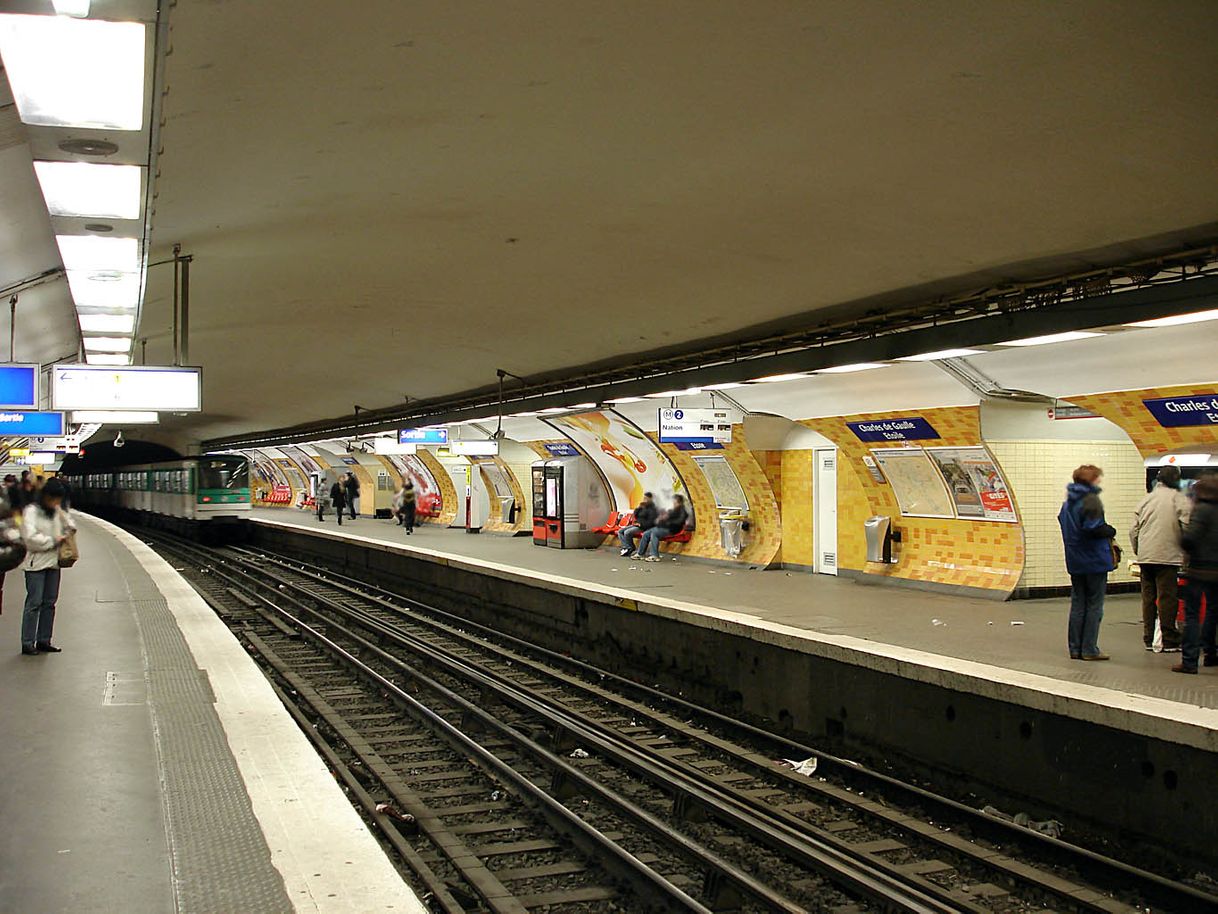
[543,442,579,457]
[398,427,448,445]
[0,411,65,436]
[847,416,941,442]
[658,408,733,445]
[1143,395,1218,428]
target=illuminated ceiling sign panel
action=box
[0,365,40,409]
[0,411,66,436]
[51,365,201,411]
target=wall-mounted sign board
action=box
[449,439,499,456]
[0,410,65,436]
[658,408,733,445]
[399,427,449,445]
[0,364,39,409]
[51,365,201,411]
[870,448,955,518]
[373,438,417,455]
[848,416,940,442]
[543,442,579,457]
[1143,394,1218,428]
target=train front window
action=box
[199,460,248,490]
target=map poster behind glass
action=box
[870,448,955,518]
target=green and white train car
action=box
[67,455,250,527]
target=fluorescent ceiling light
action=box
[538,407,570,414]
[896,348,984,362]
[750,372,811,383]
[0,15,145,130]
[606,396,646,404]
[998,331,1101,347]
[67,270,141,309]
[83,336,132,353]
[56,235,139,273]
[647,388,702,398]
[84,353,132,366]
[567,403,597,410]
[702,382,747,390]
[34,161,141,219]
[509,411,541,417]
[816,362,888,374]
[52,0,91,15]
[1126,309,1218,328]
[78,313,135,334]
[72,410,157,424]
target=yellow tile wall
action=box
[1071,384,1218,457]
[986,439,1143,588]
[416,448,459,526]
[779,449,814,567]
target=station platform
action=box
[0,514,425,914]
[251,508,1218,751]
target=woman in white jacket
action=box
[20,478,75,656]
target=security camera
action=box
[114,430,125,448]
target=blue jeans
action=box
[638,527,668,558]
[1180,578,1218,670]
[618,525,642,552]
[1068,572,1106,657]
[22,568,61,649]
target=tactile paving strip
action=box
[107,543,293,914]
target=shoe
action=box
[629,554,643,561]
[645,556,660,563]
[20,645,38,656]
[1144,645,1154,652]
[1070,653,1082,660]
[1171,663,1197,674]
[1162,645,1181,653]
[1082,653,1110,661]
[1203,655,1218,668]
[619,548,632,557]
[36,642,61,653]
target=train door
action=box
[814,448,838,575]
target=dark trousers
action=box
[335,502,344,525]
[22,568,61,649]
[1180,578,1218,670]
[1140,564,1180,647]
[1068,572,1106,657]
[347,493,358,519]
[401,505,415,531]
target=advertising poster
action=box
[927,447,1017,523]
[547,411,686,513]
[381,453,443,515]
[870,448,955,518]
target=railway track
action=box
[144,530,1218,914]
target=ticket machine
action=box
[531,456,608,548]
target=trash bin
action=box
[864,515,893,563]
[719,515,745,557]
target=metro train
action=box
[63,455,251,531]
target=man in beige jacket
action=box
[1131,465,1191,652]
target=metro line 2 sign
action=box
[1143,395,1218,428]
[847,417,941,442]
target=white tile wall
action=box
[989,439,1144,588]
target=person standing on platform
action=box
[394,481,417,534]
[618,492,658,557]
[635,494,689,563]
[0,496,27,615]
[344,471,360,520]
[330,478,347,526]
[1130,465,1190,652]
[19,478,74,656]
[1174,473,1218,674]
[1058,465,1118,661]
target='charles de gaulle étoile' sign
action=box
[847,416,941,442]
[1142,394,1218,428]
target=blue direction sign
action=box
[1143,395,1218,428]
[0,411,65,436]
[0,365,39,409]
[847,416,941,443]
[543,442,580,457]
[399,427,449,445]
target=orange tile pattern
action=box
[416,448,459,526]
[1071,384,1218,457]
[779,450,814,567]
[755,450,785,564]
[800,406,1025,594]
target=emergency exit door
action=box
[814,448,838,575]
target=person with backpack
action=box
[634,494,689,563]
[1058,465,1118,661]
[1173,473,1218,674]
[1130,464,1190,652]
[19,479,75,655]
[329,478,347,526]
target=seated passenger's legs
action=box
[639,527,663,558]
[618,525,641,554]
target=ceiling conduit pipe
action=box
[935,357,1054,404]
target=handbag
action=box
[1110,540,1123,569]
[58,529,79,568]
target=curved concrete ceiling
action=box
[141,0,1218,447]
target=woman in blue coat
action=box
[1058,465,1118,660]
